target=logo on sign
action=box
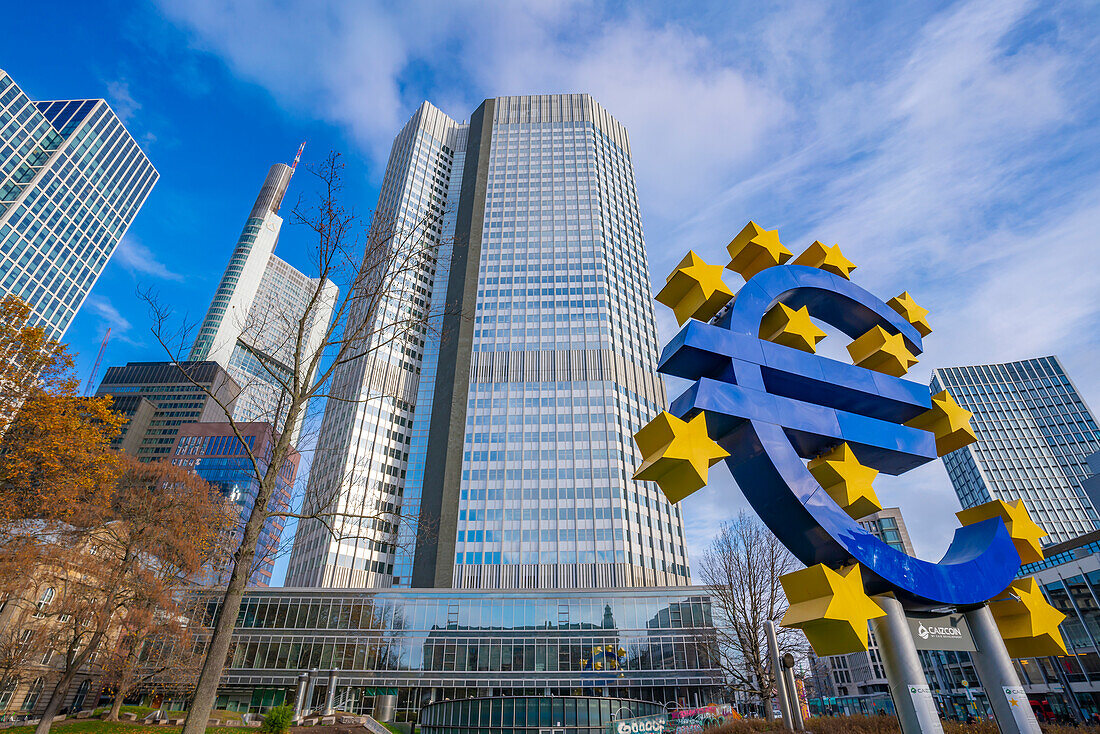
[917,621,962,641]
[614,716,667,734]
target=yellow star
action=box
[847,325,919,377]
[655,251,734,325]
[989,577,1067,657]
[759,303,827,353]
[808,443,882,520]
[904,389,977,455]
[633,412,729,504]
[957,498,1047,564]
[726,221,792,280]
[888,292,932,337]
[780,563,887,657]
[791,241,857,279]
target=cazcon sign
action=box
[908,613,976,652]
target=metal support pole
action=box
[293,673,309,722]
[782,654,805,731]
[305,669,318,717]
[323,668,339,715]
[964,605,1041,734]
[765,620,794,731]
[869,595,944,733]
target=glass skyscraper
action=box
[0,69,158,339]
[190,161,337,445]
[932,356,1100,544]
[287,95,689,591]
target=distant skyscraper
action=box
[172,421,298,587]
[0,69,158,339]
[189,160,337,444]
[96,361,239,462]
[932,356,1100,544]
[287,95,690,591]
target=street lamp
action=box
[611,706,633,721]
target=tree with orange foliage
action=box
[20,455,232,734]
[0,296,125,592]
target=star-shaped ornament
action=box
[989,577,1067,657]
[655,251,734,325]
[957,498,1047,564]
[847,326,919,377]
[808,443,881,520]
[759,303,827,353]
[780,563,887,657]
[633,411,729,503]
[888,291,932,337]
[905,389,977,455]
[792,241,857,279]
[726,221,792,280]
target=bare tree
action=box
[698,511,807,718]
[140,152,453,734]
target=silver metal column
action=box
[782,654,805,731]
[323,668,339,715]
[765,620,794,731]
[293,673,309,722]
[305,668,318,717]
[964,604,1042,734]
[869,595,944,733]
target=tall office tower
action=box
[0,70,158,339]
[96,361,239,462]
[932,356,1100,544]
[189,161,337,445]
[287,95,690,591]
[172,422,299,586]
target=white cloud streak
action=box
[158,0,1100,565]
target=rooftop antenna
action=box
[84,327,110,397]
[290,140,306,175]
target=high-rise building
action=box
[0,70,158,339]
[189,161,337,444]
[95,361,239,462]
[171,422,299,587]
[932,356,1100,544]
[287,95,689,591]
[808,509,914,716]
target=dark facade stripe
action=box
[413,99,494,587]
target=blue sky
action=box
[3,0,1099,582]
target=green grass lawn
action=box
[1,722,242,734]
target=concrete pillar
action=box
[764,620,794,731]
[323,668,339,715]
[293,674,309,722]
[305,668,318,716]
[964,605,1041,734]
[869,595,944,733]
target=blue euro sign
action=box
[658,264,1020,609]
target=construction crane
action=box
[290,140,306,174]
[83,328,110,397]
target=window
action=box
[21,677,43,711]
[33,587,55,618]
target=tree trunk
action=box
[181,461,280,734]
[106,642,139,721]
[106,692,124,722]
[34,629,106,734]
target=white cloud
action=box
[112,235,184,282]
[84,295,131,333]
[105,79,141,123]
[159,0,1100,566]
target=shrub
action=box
[261,704,295,734]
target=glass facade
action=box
[199,586,722,722]
[287,102,458,589]
[189,163,337,446]
[933,356,1100,544]
[419,696,663,734]
[173,422,298,586]
[287,95,689,591]
[0,70,158,339]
